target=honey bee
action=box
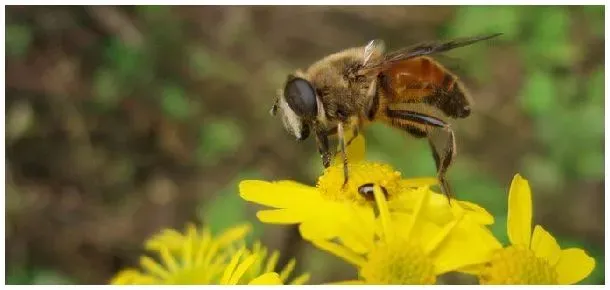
[270,33,501,199]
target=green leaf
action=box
[6,24,32,58]
[161,85,191,120]
[520,69,556,116]
[197,119,244,166]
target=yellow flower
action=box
[239,134,493,250]
[312,184,501,284]
[110,223,309,285]
[477,174,595,284]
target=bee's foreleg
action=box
[345,126,360,147]
[315,129,331,168]
[337,123,349,187]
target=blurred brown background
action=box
[5,5,604,284]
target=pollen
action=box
[479,245,558,284]
[359,237,436,285]
[316,161,402,206]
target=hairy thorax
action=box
[306,51,376,126]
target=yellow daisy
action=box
[312,184,501,284]
[477,174,595,284]
[239,134,493,250]
[110,223,309,285]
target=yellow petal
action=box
[239,180,319,209]
[555,248,595,284]
[290,273,311,285]
[507,174,532,247]
[140,256,170,280]
[404,187,429,239]
[145,228,185,252]
[279,258,296,281]
[372,184,391,241]
[228,253,257,285]
[159,246,178,273]
[334,208,376,254]
[455,263,486,276]
[399,177,438,188]
[455,200,495,225]
[215,223,251,247]
[297,203,375,253]
[264,251,280,274]
[110,269,145,285]
[220,247,245,284]
[312,240,367,267]
[328,280,365,285]
[424,215,461,255]
[256,209,306,224]
[182,226,194,268]
[530,225,561,266]
[432,222,503,275]
[248,272,283,285]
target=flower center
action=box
[359,237,436,285]
[479,245,558,284]
[316,161,402,206]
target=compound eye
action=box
[284,77,317,119]
[358,183,389,201]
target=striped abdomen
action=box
[379,56,472,119]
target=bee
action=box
[270,33,501,199]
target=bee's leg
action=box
[346,117,365,147]
[387,110,456,201]
[337,123,349,187]
[315,129,332,168]
[427,136,442,172]
[436,129,456,203]
[345,126,360,147]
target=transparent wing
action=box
[362,33,502,73]
[362,39,386,67]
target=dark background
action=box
[5,5,604,284]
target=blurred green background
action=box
[5,5,604,285]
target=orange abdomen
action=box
[378,56,471,119]
[383,56,456,102]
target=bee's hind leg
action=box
[387,109,456,202]
[427,130,455,204]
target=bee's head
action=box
[270,75,320,141]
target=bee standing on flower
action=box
[269,33,502,199]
